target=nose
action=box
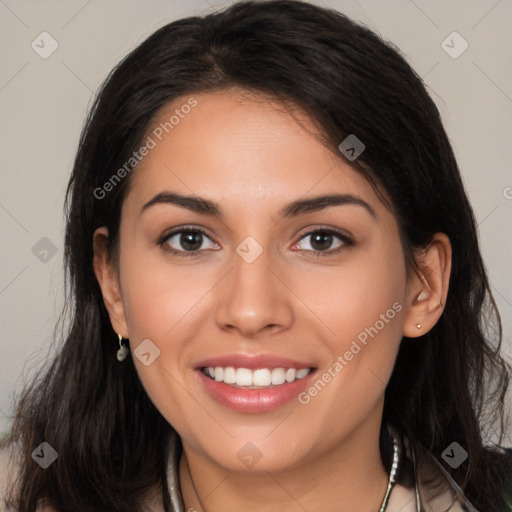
[214,242,294,339]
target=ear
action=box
[402,232,452,338]
[92,226,129,338]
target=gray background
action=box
[0,0,511,443]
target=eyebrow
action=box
[141,191,377,220]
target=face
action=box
[98,90,417,473]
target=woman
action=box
[1,1,511,511]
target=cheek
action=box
[306,238,406,402]
[296,244,406,345]
[119,241,209,340]
[118,253,202,430]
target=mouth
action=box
[200,366,313,389]
[194,362,318,413]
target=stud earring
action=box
[416,324,422,330]
[117,333,129,362]
[416,290,428,302]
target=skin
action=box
[93,90,451,512]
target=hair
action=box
[2,1,511,511]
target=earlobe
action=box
[402,233,452,338]
[92,226,129,338]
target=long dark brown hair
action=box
[2,1,511,511]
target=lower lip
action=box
[195,369,317,413]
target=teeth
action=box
[271,368,286,385]
[202,366,312,387]
[253,369,271,386]
[223,366,236,384]
[236,368,253,386]
[296,368,310,379]
[285,368,296,382]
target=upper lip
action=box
[195,353,316,370]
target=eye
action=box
[158,227,219,257]
[293,228,353,256]
[157,226,353,258]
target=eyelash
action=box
[157,226,354,258]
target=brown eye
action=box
[159,227,218,256]
[294,228,353,256]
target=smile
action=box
[195,366,318,413]
[201,366,312,388]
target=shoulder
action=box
[386,480,468,512]
[399,434,476,511]
[389,477,469,512]
[419,483,468,511]
[416,443,512,512]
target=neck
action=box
[178,412,391,512]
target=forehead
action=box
[123,90,383,217]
